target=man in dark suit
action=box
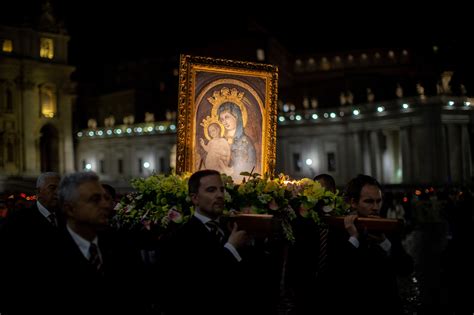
[0,172,61,314]
[161,169,248,315]
[55,171,146,314]
[328,174,413,315]
[2,172,61,231]
[288,173,337,314]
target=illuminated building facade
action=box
[0,3,75,190]
[75,38,474,187]
[76,93,474,187]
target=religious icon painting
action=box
[176,55,278,183]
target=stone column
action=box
[446,124,461,183]
[461,125,472,183]
[362,131,372,175]
[400,127,412,184]
[382,130,401,184]
[369,130,382,180]
[349,131,363,176]
[21,81,39,176]
[59,92,75,173]
[440,125,450,184]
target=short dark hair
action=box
[344,174,382,203]
[102,184,116,200]
[188,170,221,195]
[313,173,336,193]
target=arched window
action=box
[39,84,57,118]
[2,39,13,53]
[40,37,54,59]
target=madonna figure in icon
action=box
[217,102,256,181]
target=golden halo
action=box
[200,116,225,141]
[208,87,248,127]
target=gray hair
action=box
[59,172,100,206]
[36,172,60,188]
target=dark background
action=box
[2,2,472,65]
[3,1,474,110]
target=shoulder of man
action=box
[1,205,41,231]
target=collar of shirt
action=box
[36,201,53,220]
[194,211,220,232]
[66,225,100,260]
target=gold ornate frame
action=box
[176,55,278,182]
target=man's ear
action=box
[63,202,74,217]
[350,198,358,210]
[190,193,198,206]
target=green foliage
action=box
[113,172,348,242]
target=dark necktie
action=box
[317,227,329,276]
[48,213,57,227]
[89,243,102,272]
[206,220,224,244]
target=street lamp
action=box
[305,158,315,178]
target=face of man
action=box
[66,180,112,228]
[351,184,382,217]
[191,174,225,220]
[37,176,60,211]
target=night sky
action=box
[2,1,473,88]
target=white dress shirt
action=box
[66,225,102,261]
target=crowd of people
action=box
[0,170,471,314]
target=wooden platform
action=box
[221,214,281,237]
[324,216,403,233]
